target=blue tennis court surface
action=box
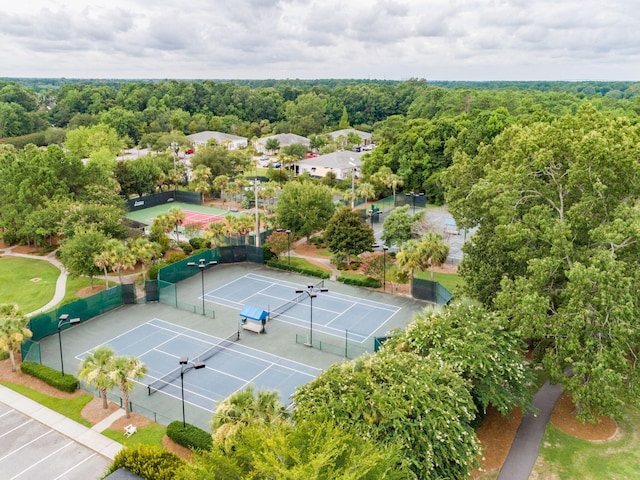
[77,319,320,411]
[203,273,400,342]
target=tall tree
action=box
[59,227,109,287]
[323,206,375,264]
[443,103,640,420]
[0,304,32,372]
[78,345,116,409]
[109,355,147,419]
[276,181,335,243]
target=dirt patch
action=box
[76,285,107,297]
[473,406,523,478]
[550,392,618,441]
[81,395,120,424]
[163,435,194,461]
[111,411,153,431]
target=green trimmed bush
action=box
[102,445,185,480]
[266,260,330,279]
[178,242,193,254]
[166,251,187,263]
[337,276,381,288]
[166,421,212,451]
[189,237,209,250]
[20,362,78,392]
[147,261,167,280]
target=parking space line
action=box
[0,418,34,439]
[52,453,101,480]
[9,440,74,480]
[0,430,52,462]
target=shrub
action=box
[178,242,193,254]
[147,261,167,280]
[166,421,212,451]
[337,276,381,288]
[266,260,330,279]
[166,251,187,263]
[189,237,209,250]
[102,445,185,480]
[20,362,78,392]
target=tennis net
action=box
[269,279,325,320]
[147,331,239,395]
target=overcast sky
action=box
[1,0,639,81]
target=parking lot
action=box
[0,395,116,480]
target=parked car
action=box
[274,162,282,168]
[260,155,270,161]
[185,148,195,154]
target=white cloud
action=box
[0,0,639,80]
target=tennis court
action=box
[125,201,235,228]
[204,273,401,343]
[76,318,320,411]
[147,209,225,229]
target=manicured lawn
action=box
[0,255,108,313]
[0,381,93,427]
[286,256,332,273]
[414,269,464,293]
[0,257,59,312]
[102,423,166,448]
[535,406,640,478]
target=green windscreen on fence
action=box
[158,249,220,284]
[411,278,453,305]
[28,285,124,341]
[21,339,41,364]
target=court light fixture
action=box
[187,258,217,315]
[276,228,292,266]
[179,357,206,427]
[295,285,329,348]
[57,314,81,376]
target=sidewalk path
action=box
[1,246,68,317]
[497,381,564,479]
[0,384,124,460]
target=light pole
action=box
[57,314,81,375]
[373,244,389,291]
[187,258,217,315]
[349,158,358,209]
[179,357,205,427]
[276,228,292,266]
[405,191,424,215]
[170,142,179,194]
[295,284,328,347]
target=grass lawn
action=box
[535,406,640,478]
[414,269,464,292]
[102,423,166,448]
[0,257,59,312]
[0,381,93,427]
[61,276,107,305]
[286,256,332,273]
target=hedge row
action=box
[102,445,185,480]
[20,362,79,392]
[266,260,331,279]
[337,276,381,289]
[166,421,212,451]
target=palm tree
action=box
[419,232,450,281]
[0,304,32,372]
[104,239,136,284]
[204,221,225,247]
[211,385,288,444]
[109,355,148,419]
[191,165,212,204]
[396,239,423,290]
[167,206,186,243]
[213,175,230,204]
[93,250,112,289]
[78,346,116,409]
[357,181,377,209]
[128,237,162,281]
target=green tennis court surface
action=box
[125,201,238,226]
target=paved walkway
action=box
[0,384,124,461]
[497,381,564,479]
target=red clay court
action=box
[147,210,226,230]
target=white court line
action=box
[10,440,74,480]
